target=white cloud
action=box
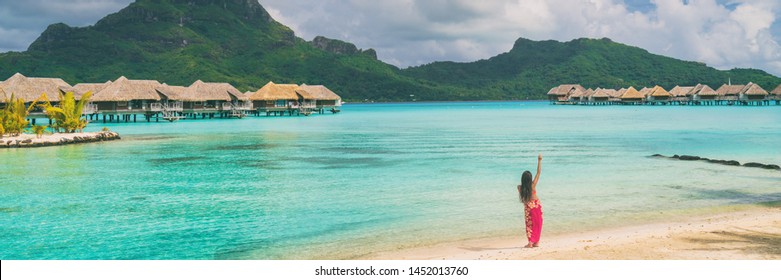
[260,0,781,75]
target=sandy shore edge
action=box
[0,131,120,148]
[367,204,781,260]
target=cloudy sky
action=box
[1,0,780,75]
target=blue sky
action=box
[1,0,780,75]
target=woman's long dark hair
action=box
[519,171,533,203]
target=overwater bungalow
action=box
[647,86,672,104]
[609,88,626,104]
[771,84,781,104]
[715,84,743,104]
[639,87,652,99]
[566,87,587,104]
[669,86,694,104]
[620,87,644,104]
[689,84,718,105]
[0,73,71,106]
[589,88,612,105]
[89,76,164,122]
[739,82,769,105]
[153,84,187,121]
[547,84,585,104]
[187,80,251,117]
[248,81,307,116]
[578,88,595,104]
[299,84,342,113]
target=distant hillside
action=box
[401,37,781,99]
[1,0,779,101]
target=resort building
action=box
[639,87,652,100]
[610,88,626,103]
[0,73,72,107]
[739,83,769,105]
[647,86,672,103]
[590,88,612,104]
[90,76,162,113]
[715,84,744,104]
[669,85,694,104]
[248,82,311,116]
[299,84,343,113]
[619,87,644,104]
[186,80,251,117]
[690,84,718,105]
[771,84,781,104]
[547,84,586,104]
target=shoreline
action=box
[0,131,120,148]
[366,203,781,260]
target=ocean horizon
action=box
[1,101,780,259]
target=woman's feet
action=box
[523,242,540,248]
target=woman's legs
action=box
[529,206,543,246]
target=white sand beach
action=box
[368,204,781,260]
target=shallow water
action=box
[1,101,780,259]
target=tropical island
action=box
[0,91,120,148]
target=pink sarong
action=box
[524,199,543,244]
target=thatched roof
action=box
[248,81,300,101]
[0,73,71,102]
[187,80,247,101]
[620,87,644,99]
[300,84,341,101]
[669,86,694,97]
[649,86,672,97]
[639,87,652,97]
[581,88,595,98]
[772,84,781,95]
[155,84,189,100]
[612,88,627,98]
[692,84,717,96]
[547,84,586,96]
[715,84,745,96]
[294,88,316,100]
[592,88,613,98]
[91,76,163,102]
[72,81,113,99]
[740,82,768,96]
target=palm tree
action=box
[44,91,92,133]
[32,125,48,138]
[1,94,32,136]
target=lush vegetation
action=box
[0,95,36,136]
[43,92,92,133]
[1,0,779,101]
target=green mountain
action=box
[1,0,778,101]
[403,37,781,97]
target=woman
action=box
[518,153,543,248]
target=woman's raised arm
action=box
[532,153,542,188]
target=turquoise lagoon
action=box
[1,101,780,259]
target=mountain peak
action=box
[310,36,378,59]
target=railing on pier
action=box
[222,101,253,111]
[300,101,316,109]
[82,103,98,115]
[150,101,184,112]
